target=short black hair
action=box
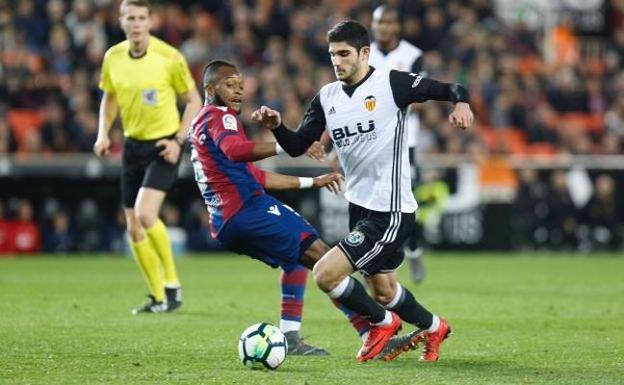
[202,60,236,87]
[327,20,370,52]
[372,5,400,22]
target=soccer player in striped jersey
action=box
[370,5,427,284]
[190,60,369,355]
[253,20,473,362]
[94,0,202,314]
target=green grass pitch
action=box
[1,253,623,384]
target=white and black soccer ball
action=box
[238,323,287,370]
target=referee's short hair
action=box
[202,60,236,87]
[327,20,371,52]
[120,0,151,15]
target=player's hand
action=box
[449,102,473,129]
[93,136,111,157]
[250,105,282,130]
[313,172,344,194]
[156,138,181,164]
[306,141,326,162]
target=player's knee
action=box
[135,210,156,229]
[312,261,334,292]
[126,225,143,242]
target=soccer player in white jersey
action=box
[370,5,427,284]
[252,20,473,362]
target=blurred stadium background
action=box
[1,0,623,255]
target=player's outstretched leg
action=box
[312,248,401,362]
[279,265,329,355]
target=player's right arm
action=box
[207,109,282,162]
[94,91,118,157]
[251,94,326,157]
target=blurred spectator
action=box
[44,210,75,252]
[512,168,549,250]
[544,170,579,249]
[580,174,621,250]
[74,199,101,251]
[101,208,127,253]
[10,199,42,253]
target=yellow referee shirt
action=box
[99,36,196,140]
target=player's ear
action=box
[360,46,370,61]
[204,84,216,101]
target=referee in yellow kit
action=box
[93,0,202,314]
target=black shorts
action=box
[338,203,416,276]
[121,136,180,208]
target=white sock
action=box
[328,277,351,299]
[427,314,440,333]
[371,310,392,326]
[405,247,423,260]
[280,320,301,334]
[360,331,369,342]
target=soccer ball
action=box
[238,323,288,370]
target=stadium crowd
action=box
[1,0,623,253]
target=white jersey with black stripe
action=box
[318,69,417,213]
[369,40,423,73]
[291,67,468,215]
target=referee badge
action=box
[345,230,365,247]
[364,95,376,112]
[142,89,158,106]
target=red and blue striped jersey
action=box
[189,104,266,238]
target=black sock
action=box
[388,285,433,329]
[332,277,386,324]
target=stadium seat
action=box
[7,109,45,145]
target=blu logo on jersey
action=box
[331,120,378,148]
[331,120,376,140]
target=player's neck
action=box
[344,64,371,86]
[378,39,399,54]
[129,36,150,58]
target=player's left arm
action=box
[389,70,474,129]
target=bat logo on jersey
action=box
[345,230,365,246]
[364,95,376,112]
[142,89,158,106]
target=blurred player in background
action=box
[370,5,426,283]
[190,60,370,355]
[93,0,202,313]
[254,20,473,362]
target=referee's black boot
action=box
[132,295,167,314]
[165,286,183,312]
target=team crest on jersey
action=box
[345,230,365,246]
[222,114,237,130]
[364,95,376,112]
[142,89,158,106]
